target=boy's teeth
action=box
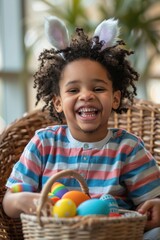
[78,108,98,117]
[79,108,97,113]
[81,112,96,117]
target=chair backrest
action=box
[0,98,160,239]
[108,98,160,166]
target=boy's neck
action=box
[68,128,109,143]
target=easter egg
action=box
[48,193,60,204]
[52,199,77,218]
[100,194,119,213]
[50,182,69,198]
[62,190,90,207]
[10,183,35,193]
[77,199,109,216]
[108,212,121,217]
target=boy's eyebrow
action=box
[65,80,80,87]
[65,79,109,87]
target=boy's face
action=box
[53,59,121,142]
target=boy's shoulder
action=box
[110,128,142,143]
[35,124,68,137]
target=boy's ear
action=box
[112,90,121,110]
[53,96,63,113]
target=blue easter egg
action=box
[100,194,119,213]
[77,199,109,216]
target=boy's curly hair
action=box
[34,28,139,123]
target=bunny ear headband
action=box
[44,16,120,52]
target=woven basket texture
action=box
[20,169,147,240]
[21,213,146,240]
[0,98,160,240]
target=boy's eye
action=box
[68,88,79,93]
[94,87,105,92]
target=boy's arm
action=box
[2,189,41,218]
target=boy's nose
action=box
[79,90,94,101]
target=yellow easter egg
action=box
[52,199,76,218]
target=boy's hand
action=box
[3,190,41,218]
[15,192,41,215]
[3,190,53,218]
[137,198,160,230]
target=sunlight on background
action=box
[147,79,160,104]
[0,79,6,132]
[147,56,160,104]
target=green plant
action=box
[98,0,160,80]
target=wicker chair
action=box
[0,98,160,240]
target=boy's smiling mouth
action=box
[77,107,99,119]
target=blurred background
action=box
[0,0,160,133]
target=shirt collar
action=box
[66,127,112,149]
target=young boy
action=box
[3,17,160,239]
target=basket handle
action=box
[36,169,90,225]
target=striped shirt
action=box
[6,125,160,210]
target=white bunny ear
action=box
[44,16,70,50]
[93,18,120,50]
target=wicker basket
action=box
[21,170,147,240]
